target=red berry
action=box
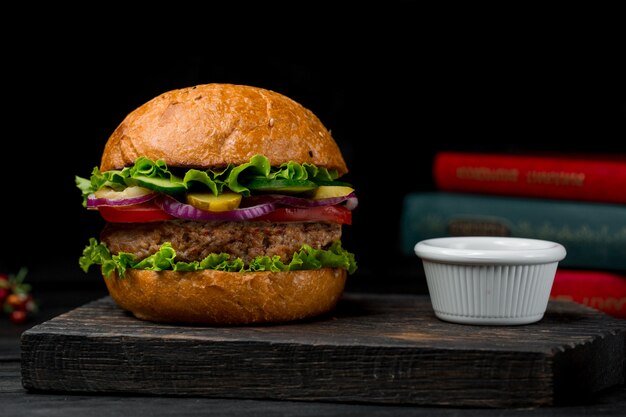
[18,294,32,305]
[10,310,27,324]
[6,293,25,308]
[0,287,8,302]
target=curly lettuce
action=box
[80,238,357,278]
[75,155,342,206]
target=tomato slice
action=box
[255,205,352,224]
[98,201,352,224]
[98,201,176,223]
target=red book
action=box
[550,269,626,319]
[434,152,626,204]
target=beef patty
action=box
[101,220,342,263]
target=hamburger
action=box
[76,83,357,324]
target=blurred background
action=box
[1,4,625,311]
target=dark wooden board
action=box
[20,294,626,408]
[5,361,626,416]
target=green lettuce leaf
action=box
[182,169,222,195]
[76,166,133,207]
[79,239,357,278]
[129,156,171,178]
[80,238,118,276]
[224,154,272,196]
[76,155,347,205]
[269,161,338,183]
[75,176,94,207]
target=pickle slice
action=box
[311,186,355,200]
[186,191,242,212]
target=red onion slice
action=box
[241,192,358,210]
[157,195,277,221]
[87,191,157,208]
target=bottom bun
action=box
[103,268,347,324]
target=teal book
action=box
[401,192,626,271]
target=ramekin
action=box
[414,237,566,325]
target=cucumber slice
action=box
[314,180,353,187]
[246,178,318,193]
[132,175,186,194]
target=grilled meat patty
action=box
[101,220,342,264]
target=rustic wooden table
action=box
[3,286,626,416]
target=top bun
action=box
[100,83,347,175]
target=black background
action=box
[2,5,625,295]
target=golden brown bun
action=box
[101,83,348,175]
[103,268,347,324]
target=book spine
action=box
[401,192,626,270]
[550,269,626,319]
[434,152,626,204]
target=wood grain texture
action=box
[4,361,626,417]
[20,294,626,408]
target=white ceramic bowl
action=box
[414,237,566,325]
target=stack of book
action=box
[401,152,626,318]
